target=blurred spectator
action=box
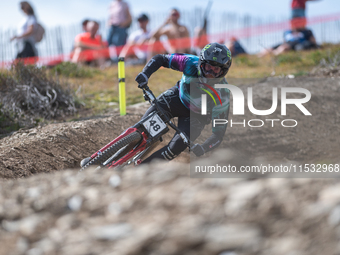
[107,0,132,52]
[10,1,38,59]
[258,17,317,57]
[225,37,247,57]
[192,2,212,55]
[119,13,151,64]
[148,8,190,57]
[82,19,90,32]
[192,26,209,55]
[71,21,108,66]
[291,0,321,18]
[70,19,91,55]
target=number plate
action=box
[142,113,167,137]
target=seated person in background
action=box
[71,21,108,65]
[119,13,151,64]
[225,37,247,57]
[70,19,91,53]
[81,19,90,32]
[276,18,317,54]
[258,17,317,57]
[148,8,190,58]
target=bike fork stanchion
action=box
[118,57,126,116]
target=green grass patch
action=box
[276,53,302,65]
[293,70,309,77]
[234,55,259,67]
[51,62,101,78]
[0,105,20,135]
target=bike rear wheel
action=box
[81,132,143,171]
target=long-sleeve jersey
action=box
[142,53,230,152]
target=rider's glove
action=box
[135,72,149,89]
[191,143,205,157]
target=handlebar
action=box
[142,86,155,102]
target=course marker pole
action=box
[118,57,126,116]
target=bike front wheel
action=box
[80,131,143,171]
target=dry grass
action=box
[0,43,338,137]
[2,43,340,121]
[68,65,182,116]
[66,43,340,117]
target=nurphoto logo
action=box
[201,84,312,128]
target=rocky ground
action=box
[0,76,340,254]
[1,162,340,255]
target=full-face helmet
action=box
[198,42,232,79]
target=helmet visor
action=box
[202,63,222,78]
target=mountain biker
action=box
[135,42,231,163]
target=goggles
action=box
[202,63,222,78]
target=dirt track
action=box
[0,76,340,254]
[220,76,340,163]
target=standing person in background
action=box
[119,13,151,64]
[193,26,209,55]
[148,8,190,58]
[10,1,38,59]
[291,0,321,18]
[193,0,212,55]
[107,0,132,58]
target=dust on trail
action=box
[0,76,340,179]
[0,76,340,255]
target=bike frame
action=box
[89,86,193,169]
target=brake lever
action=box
[143,93,150,102]
[144,90,155,102]
[142,87,150,102]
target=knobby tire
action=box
[81,132,143,171]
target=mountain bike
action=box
[80,86,194,171]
